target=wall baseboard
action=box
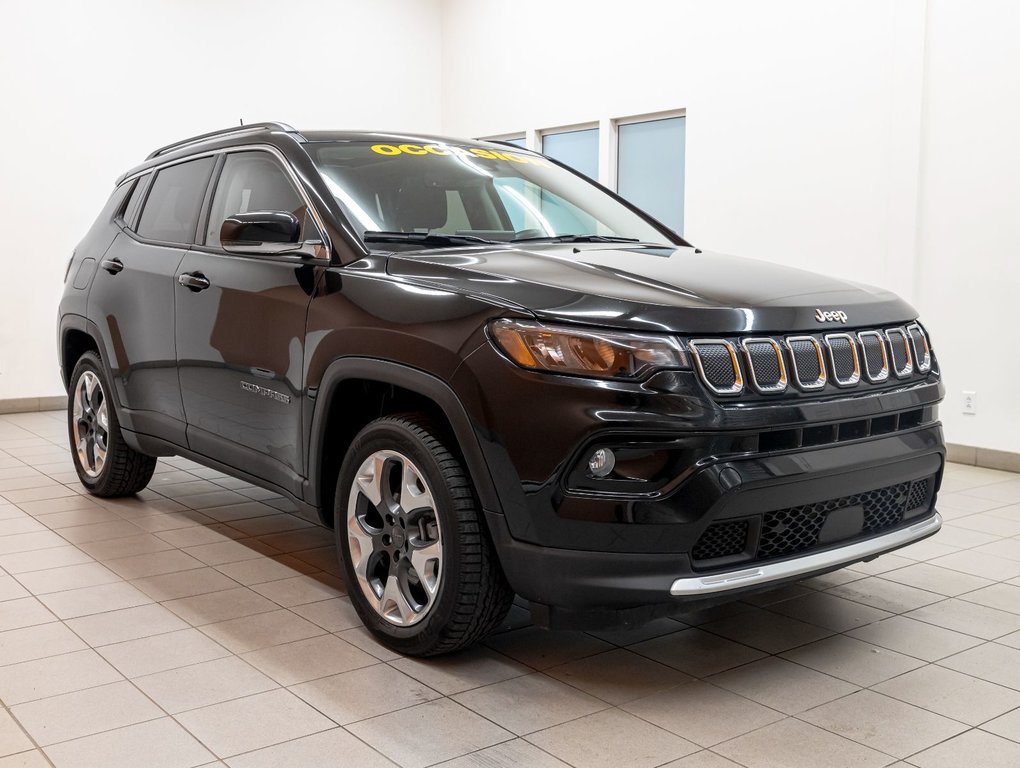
[946,442,1020,474]
[0,396,65,415]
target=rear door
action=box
[174,149,320,494]
[87,157,215,445]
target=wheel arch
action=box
[305,358,503,528]
[59,315,113,392]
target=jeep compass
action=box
[58,122,944,655]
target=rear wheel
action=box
[67,352,156,497]
[335,414,513,656]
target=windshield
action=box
[307,141,680,250]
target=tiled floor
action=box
[1,411,1019,767]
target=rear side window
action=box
[120,174,150,228]
[136,157,215,244]
[205,151,306,248]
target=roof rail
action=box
[146,122,300,160]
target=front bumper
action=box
[454,342,945,627]
[669,512,941,596]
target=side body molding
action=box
[304,357,504,520]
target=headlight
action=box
[489,319,689,380]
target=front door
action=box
[174,150,320,494]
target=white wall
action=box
[0,0,443,400]
[3,0,1018,454]
[914,0,1020,453]
[442,0,1017,454]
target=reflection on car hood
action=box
[385,243,917,334]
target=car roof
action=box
[115,123,533,185]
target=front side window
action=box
[205,152,306,248]
[308,141,676,251]
[136,158,214,244]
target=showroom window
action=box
[483,110,686,234]
[617,115,686,234]
[542,127,599,180]
[136,157,215,244]
[205,152,306,248]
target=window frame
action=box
[118,144,331,262]
[130,155,218,247]
[198,148,314,254]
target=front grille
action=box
[691,476,934,565]
[692,519,748,560]
[691,324,933,397]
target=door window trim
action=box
[118,144,331,262]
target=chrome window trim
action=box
[885,327,914,378]
[117,143,331,262]
[784,335,827,391]
[740,337,788,394]
[689,339,743,396]
[856,330,890,383]
[906,323,932,373]
[824,333,861,387]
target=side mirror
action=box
[220,211,308,256]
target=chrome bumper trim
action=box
[669,512,942,596]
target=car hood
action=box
[385,243,917,334]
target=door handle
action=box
[177,272,211,292]
[101,258,124,275]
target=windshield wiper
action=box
[512,234,641,244]
[362,231,497,247]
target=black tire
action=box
[335,414,514,656]
[67,351,156,497]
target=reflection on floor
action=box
[1,410,1020,767]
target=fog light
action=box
[587,448,616,478]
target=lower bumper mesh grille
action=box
[692,477,934,566]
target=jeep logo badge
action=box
[815,308,848,324]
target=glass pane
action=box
[309,141,676,247]
[617,116,685,234]
[136,157,215,244]
[542,128,599,180]
[503,136,527,147]
[205,151,306,247]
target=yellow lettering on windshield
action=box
[368,143,550,166]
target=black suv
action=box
[59,122,944,655]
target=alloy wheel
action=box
[72,370,109,478]
[346,450,444,626]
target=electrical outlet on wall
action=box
[962,390,977,415]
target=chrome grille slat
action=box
[786,336,827,390]
[689,340,743,395]
[741,338,788,394]
[856,330,889,383]
[824,333,861,387]
[906,323,931,373]
[886,327,914,378]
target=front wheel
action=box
[335,415,514,656]
[67,352,156,497]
